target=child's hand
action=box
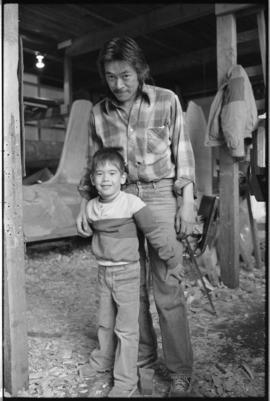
[165,264,185,282]
[76,198,93,237]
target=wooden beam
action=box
[85,3,190,55]
[237,28,258,44]
[59,3,209,56]
[152,47,215,76]
[0,1,2,395]
[150,35,259,76]
[257,9,266,85]
[66,3,214,56]
[77,28,259,83]
[3,4,29,394]
[57,39,72,50]
[58,29,258,80]
[215,3,258,16]
[23,45,93,77]
[64,54,72,106]
[23,46,62,63]
[24,105,69,122]
[74,28,261,94]
[72,27,258,76]
[245,65,263,78]
[216,13,240,288]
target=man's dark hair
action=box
[97,36,150,90]
[91,147,126,174]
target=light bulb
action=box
[35,54,45,69]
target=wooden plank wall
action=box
[3,4,29,394]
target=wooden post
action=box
[64,54,72,107]
[0,3,3,395]
[3,4,29,394]
[216,12,240,288]
[63,54,72,127]
[256,8,266,86]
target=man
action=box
[76,36,197,397]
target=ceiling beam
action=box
[215,3,261,16]
[67,4,118,26]
[23,30,259,92]
[63,27,258,74]
[83,4,186,55]
[73,28,258,75]
[58,5,190,55]
[65,3,214,56]
[23,47,62,62]
[237,28,258,43]
[151,47,216,76]
[150,34,259,76]
[74,30,260,92]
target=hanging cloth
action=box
[205,64,258,159]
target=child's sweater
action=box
[86,191,179,269]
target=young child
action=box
[83,147,184,397]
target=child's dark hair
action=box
[91,147,126,174]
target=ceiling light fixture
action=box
[35,53,45,69]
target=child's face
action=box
[91,161,126,201]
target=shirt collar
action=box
[104,83,153,114]
[141,84,155,105]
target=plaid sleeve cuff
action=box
[174,178,197,198]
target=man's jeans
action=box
[124,179,193,376]
[90,262,140,390]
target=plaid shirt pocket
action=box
[146,126,170,154]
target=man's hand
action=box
[165,263,185,282]
[175,182,197,236]
[76,198,92,237]
[176,202,197,237]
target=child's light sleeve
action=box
[85,200,94,236]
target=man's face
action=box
[104,61,139,106]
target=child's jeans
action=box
[90,261,140,390]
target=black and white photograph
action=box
[2,2,267,398]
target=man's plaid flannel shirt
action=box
[78,84,195,200]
